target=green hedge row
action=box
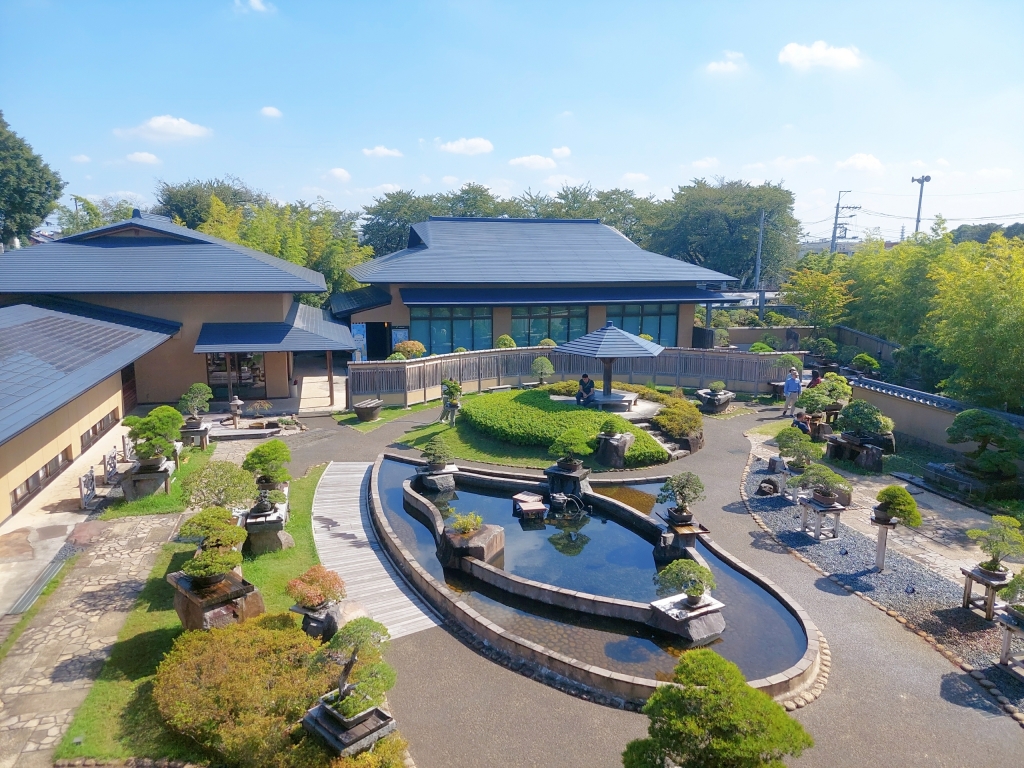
[460,390,668,467]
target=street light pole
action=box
[912,175,931,233]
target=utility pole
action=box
[912,175,931,233]
[829,190,860,253]
[753,209,766,320]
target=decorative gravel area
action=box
[743,456,1024,716]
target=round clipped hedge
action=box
[460,390,668,466]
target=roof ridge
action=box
[427,216,601,223]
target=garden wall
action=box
[723,325,813,347]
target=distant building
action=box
[797,237,863,259]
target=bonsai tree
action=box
[657,472,705,513]
[708,381,726,393]
[181,549,242,580]
[748,342,775,353]
[441,377,462,405]
[248,399,272,419]
[450,511,483,535]
[177,383,213,421]
[422,435,453,467]
[386,352,406,361]
[123,405,185,460]
[654,558,716,599]
[836,399,895,436]
[538,338,557,347]
[287,565,346,609]
[807,337,837,360]
[875,485,922,526]
[622,649,813,768]
[241,439,292,484]
[600,417,622,436]
[998,572,1024,613]
[966,515,1024,575]
[495,334,516,348]
[776,353,804,371]
[548,428,594,462]
[181,460,259,510]
[774,427,822,468]
[322,618,396,719]
[392,340,425,359]
[947,409,1023,477]
[796,372,851,413]
[850,353,880,374]
[759,333,781,350]
[179,507,235,540]
[787,464,852,499]
[531,355,555,384]
[775,426,809,456]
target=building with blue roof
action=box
[333,217,736,357]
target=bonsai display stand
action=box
[439,524,505,568]
[648,593,726,644]
[654,522,710,561]
[960,566,1009,621]
[290,600,370,642]
[418,466,457,492]
[544,464,591,498]
[302,700,396,758]
[996,612,1024,681]
[167,570,265,630]
[121,459,174,501]
[696,389,735,414]
[869,516,899,572]
[798,498,844,541]
[179,423,211,449]
[512,491,547,519]
[594,432,635,469]
[825,436,882,472]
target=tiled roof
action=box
[348,217,736,285]
[557,321,665,359]
[397,285,740,306]
[194,302,357,352]
[329,285,393,316]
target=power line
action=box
[850,187,1024,198]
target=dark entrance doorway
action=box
[365,322,390,360]
[121,363,138,414]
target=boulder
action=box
[296,600,371,642]
[439,524,505,568]
[595,432,635,469]
[422,472,456,492]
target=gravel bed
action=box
[745,456,1024,708]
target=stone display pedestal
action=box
[420,468,456,492]
[302,697,396,758]
[594,432,635,469]
[180,423,211,449]
[648,593,726,644]
[167,571,265,630]
[544,464,591,499]
[439,524,505,568]
[870,516,898,572]
[696,389,735,414]
[654,522,709,562]
[291,600,370,642]
[825,436,883,472]
[245,519,295,555]
[122,459,174,501]
[960,565,1010,621]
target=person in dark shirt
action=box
[576,373,596,406]
[792,413,811,434]
[807,369,823,388]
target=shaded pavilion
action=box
[557,321,664,397]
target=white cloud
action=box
[622,172,649,183]
[439,137,493,155]
[509,154,556,170]
[369,183,401,194]
[976,167,1013,179]
[551,146,571,158]
[836,153,883,172]
[71,154,90,163]
[691,157,718,169]
[126,151,160,165]
[260,106,282,118]
[115,115,211,141]
[442,175,460,185]
[419,175,432,184]
[329,167,351,182]
[234,0,274,12]
[937,158,950,166]
[779,41,863,70]
[706,50,745,74]
[362,145,403,158]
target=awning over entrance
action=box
[194,302,357,353]
[398,285,741,306]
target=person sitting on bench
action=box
[576,373,596,406]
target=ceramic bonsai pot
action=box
[426,461,448,473]
[556,458,583,472]
[137,456,164,470]
[189,572,227,589]
[667,507,694,525]
[872,504,893,524]
[813,489,839,506]
[685,593,702,607]
[977,563,1010,581]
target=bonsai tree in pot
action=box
[287,565,346,611]
[836,399,895,441]
[181,549,242,588]
[549,428,594,470]
[796,372,851,414]
[247,399,272,425]
[600,418,622,437]
[179,506,247,552]
[776,353,804,372]
[320,617,396,723]
[177,383,213,424]
[441,377,462,407]
[654,558,716,606]
[422,435,453,472]
[708,380,726,394]
[998,571,1024,624]
[807,337,837,362]
[873,485,922,526]
[946,409,1024,478]
[181,460,259,511]
[531,355,555,384]
[850,353,880,375]
[787,464,852,506]
[775,427,821,471]
[966,515,1024,579]
[124,406,185,467]
[449,511,483,536]
[242,439,292,488]
[657,472,705,524]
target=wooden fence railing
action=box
[349,346,794,405]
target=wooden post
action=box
[226,353,234,400]
[326,350,335,408]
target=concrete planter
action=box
[696,389,735,414]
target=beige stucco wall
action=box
[851,384,966,453]
[677,305,695,348]
[587,304,606,332]
[726,326,814,346]
[68,293,294,404]
[492,307,512,340]
[0,374,122,524]
[351,284,410,325]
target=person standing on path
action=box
[781,368,802,417]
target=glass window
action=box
[511,305,589,345]
[511,317,529,347]
[207,353,267,400]
[605,303,679,346]
[408,306,495,353]
[10,447,72,513]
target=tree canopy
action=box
[780,268,852,332]
[56,195,139,236]
[0,111,65,245]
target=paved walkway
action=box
[312,462,438,639]
[0,514,180,768]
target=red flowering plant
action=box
[286,565,346,609]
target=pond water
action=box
[376,459,806,682]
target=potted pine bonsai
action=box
[654,558,717,606]
[124,406,185,469]
[181,549,242,589]
[787,464,852,506]
[836,399,895,446]
[242,439,292,490]
[549,428,593,471]
[966,515,1024,580]
[177,382,213,426]
[657,471,705,525]
[531,356,555,385]
[423,435,453,472]
[319,618,396,728]
[998,572,1024,624]
[873,485,922,526]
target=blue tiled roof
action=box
[0,298,180,447]
[194,302,357,353]
[329,285,393,316]
[557,321,664,359]
[397,285,740,306]
[348,217,737,285]
[0,212,327,294]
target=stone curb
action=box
[739,444,1024,729]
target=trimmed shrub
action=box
[385,352,406,361]
[759,332,781,350]
[851,352,880,372]
[242,439,292,484]
[202,524,247,551]
[549,427,594,459]
[392,340,425,359]
[837,344,861,365]
[651,401,703,441]
[537,338,557,347]
[154,614,335,767]
[966,515,1024,571]
[179,506,235,540]
[876,485,921,527]
[748,342,775,353]
[639,333,654,341]
[776,353,803,371]
[542,380,579,396]
[654,558,715,597]
[287,565,347,609]
[836,399,895,435]
[807,338,837,359]
[123,405,185,460]
[181,460,259,510]
[453,346,467,353]
[765,310,792,326]
[708,381,726,392]
[495,334,516,348]
[422,435,453,465]
[531,356,555,382]
[182,549,242,578]
[450,511,483,535]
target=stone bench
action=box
[353,399,383,422]
[486,385,513,393]
[593,391,639,412]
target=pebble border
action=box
[738,449,1024,728]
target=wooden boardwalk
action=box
[311,461,439,639]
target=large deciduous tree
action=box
[647,178,799,287]
[780,268,853,333]
[57,195,144,236]
[0,111,65,245]
[152,176,266,229]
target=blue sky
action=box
[3,0,1023,241]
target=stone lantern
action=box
[230,396,244,428]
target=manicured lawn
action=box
[333,400,437,433]
[56,464,327,760]
[747,419,792,438]
[397,421,561,469]
[0,555,78,667]
[99,447,215,520]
